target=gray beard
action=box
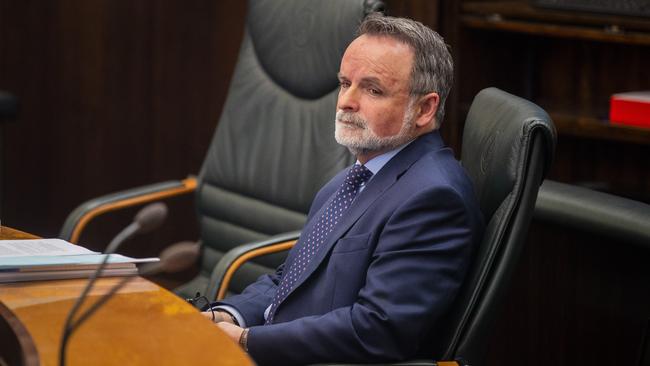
[334,106,416,157]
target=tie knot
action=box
[344,164,373,188]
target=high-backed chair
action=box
[435,87,556,365]
[209,87,556,366]
[60,0,384,299]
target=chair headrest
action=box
[246,0,371,99]
[461,87,557,221]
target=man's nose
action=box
[337,86,359,112]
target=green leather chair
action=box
[60,0,383,299]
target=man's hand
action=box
[216,321,245,345]
[201,311,247,350]
[200,310,235,324]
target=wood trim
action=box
[0,227,40,240]
[551,113,650,145]
[461,1,650,31]
[216,240,297,300]
[461,15,650,46]
[69,177,197,244]
[437,361,460,366]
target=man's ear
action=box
[414,92,440,129]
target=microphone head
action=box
[141,241,200,275]
[134,202,168,234]
[159,241,200,273]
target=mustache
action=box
[336,110,366,129]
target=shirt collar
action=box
[356,140,413,177]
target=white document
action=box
[0,239,159,283]
[0,239,96,257]
[0,254,159,270]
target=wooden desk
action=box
[0,226,37,240]
[0,227,253,366]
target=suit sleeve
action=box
[246,186,479,365]
[216,266,282,326]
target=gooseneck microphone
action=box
[62,241,200,346]
[105,202,168,254]
[59,202,168,366]
[141,241,200,274]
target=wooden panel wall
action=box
[455,29,650,202]
[0,1,246,256]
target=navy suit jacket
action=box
[219,131,484,365]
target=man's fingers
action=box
[216,321,244,343]
[201,311,223,323]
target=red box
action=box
[610,91,650,129]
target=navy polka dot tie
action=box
[266,164,373,324]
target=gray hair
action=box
[358,13,454,126]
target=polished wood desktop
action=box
[0,226,254,366]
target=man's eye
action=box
[339,81,350,89]
[368,88,382,96]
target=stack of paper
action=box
[0,239,159,283]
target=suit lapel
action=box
[281,132,444,303]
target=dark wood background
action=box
[1,1,648,365]
[0,0,247,254]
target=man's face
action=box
[335,34,417,162]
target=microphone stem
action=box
[59,274,135,366]
[70,275,134,332]
[105,223,140,254]
[62,222,139,334]
[59,222,140,366]
[72,259,164,330]
[59,260,164,365]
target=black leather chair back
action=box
[438,87,556,364]
[176,0,384,298]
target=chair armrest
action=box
[60,176,197,243]
[535,179,650,249]
[207,231,301,301]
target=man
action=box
[204,14,484,365]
